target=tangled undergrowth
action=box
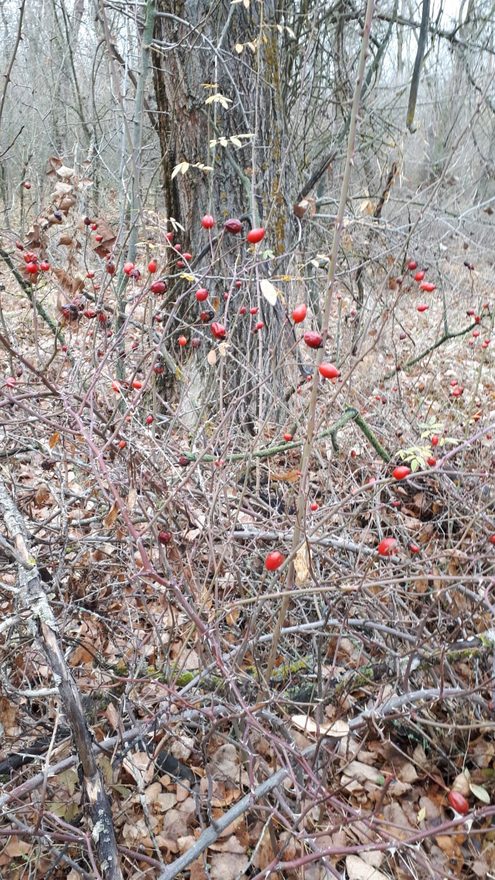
[0,169,495,880]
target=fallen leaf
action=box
[269,468,301,482]
[346,855,388,880]
[291,715,349,737]
[470,782,490,804]
[103,503,119,529]
[210,852,249,880]
[207,744,239,783]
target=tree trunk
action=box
[151,0,294,427]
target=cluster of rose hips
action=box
[15,242,50,278]
[405,259,437,313]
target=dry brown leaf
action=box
[34,486,51,507]
[52,181,73,196]
[397,762,418,784]
[207,744,239,783]
[103,502,119,529]
[342,761,384,784]
[269,468,301,482]
[3,839,32,858]
[105,702,120,731]
[209,835,245,853]
[122,751,154,786]
[51,266,85,296]
[189,862,208,880]
[452,770,471,796]
[49,431,60,448]
[58,233,76,246]
[59,193,77,212]
[346,855,388,880]
[210,852,249,880]
[382,802,414,839]
[162,806,194,842]
[69,642,95,666]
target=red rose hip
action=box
[265,550,285,571]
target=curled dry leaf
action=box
[103,502,119,529]
[294,542,310,586]
[452,770,471,796]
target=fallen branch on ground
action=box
[0,479,123,880]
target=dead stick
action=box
[0,479,123,880]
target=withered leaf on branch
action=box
[293,196,316,218]
[91,217,117,257]
[51,267,85,296]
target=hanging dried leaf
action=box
[52,181,73,196]
[55,164,75,179]
[59,194,77,214]
[294,542,310,586]
[260,279,278,306]
[51,267,85,296]
[46,156,63,175]
[58,234,75,247]
[90,218,116,256]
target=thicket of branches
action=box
[0,1,494,878]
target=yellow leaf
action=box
[294,543,310,586]
[205,93,232,109]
